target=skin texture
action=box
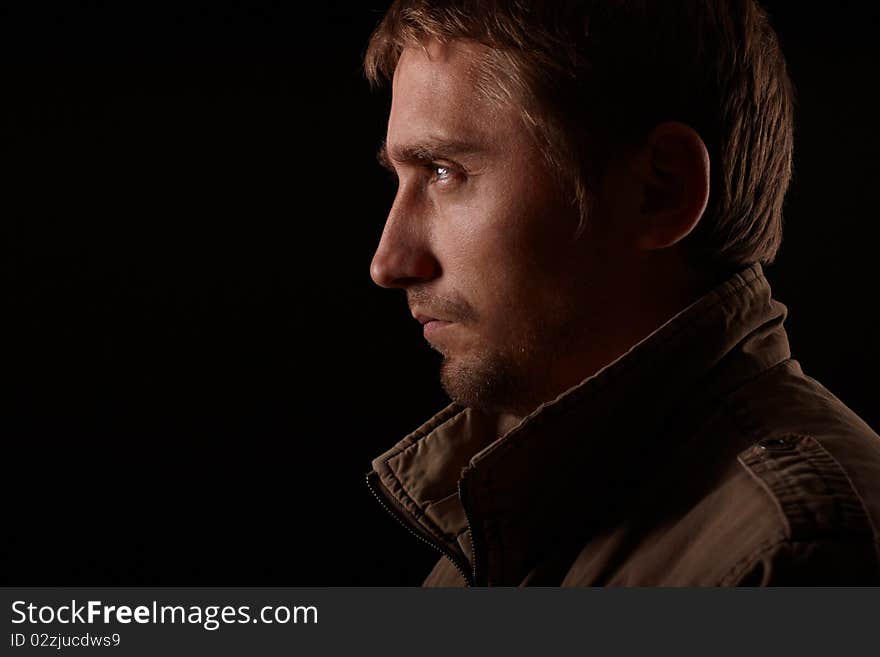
[370,39,713,424]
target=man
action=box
[363,0,880,585]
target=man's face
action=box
[371,40,616,416]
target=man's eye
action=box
[429,164,459,185]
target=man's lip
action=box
[422,319,452,339]
[413,312,447,325]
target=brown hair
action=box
[364,0,795,270]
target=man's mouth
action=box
[422,319,452,338]
[412,312,453,339]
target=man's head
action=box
[366,0,794,416]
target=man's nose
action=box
[370,204,440,289]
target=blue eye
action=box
[431,164,459,185]
[423,161,465,187]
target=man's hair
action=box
[364,0,795,271]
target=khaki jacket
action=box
[366,264,880,585]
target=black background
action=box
[3,1,879,585]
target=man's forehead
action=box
[391,42,480,108]
[388,40,510,155]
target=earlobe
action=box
[635,122,710,252]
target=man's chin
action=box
[438,351,521,413]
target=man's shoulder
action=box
[732,358,877,436]
[721,432,880,584]
[698,361,880,584]
[616,360,880,585]
[613,427,880,586]
[723,358,880,527]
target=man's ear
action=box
[632,121,710,251]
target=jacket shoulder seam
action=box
[736,433,878,542]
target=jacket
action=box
[365,263,880,585]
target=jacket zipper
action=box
[365,471,475,587]
[457,468,485,586]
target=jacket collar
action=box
[368,263,791,585]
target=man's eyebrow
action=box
[376,138,484,171]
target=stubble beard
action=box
[412,285,588,417]
[432,293,593,416]
[438,348,516,414]
[434,327,551,417]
